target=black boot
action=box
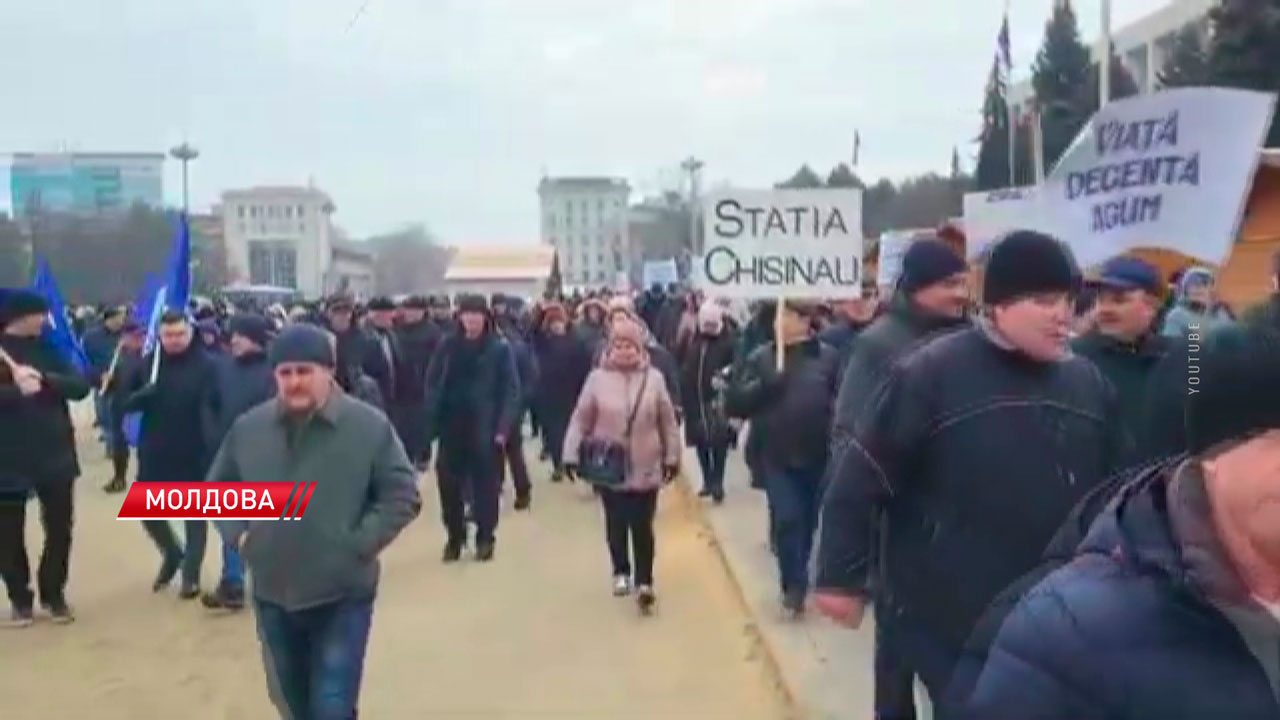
[475,540,495,562]
[201,581,245,611]
[104,452,129,493]
[442,540,464,564]
[153,551,183,592]
[514,493,531,511]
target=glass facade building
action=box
[9,152,165,217]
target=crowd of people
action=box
[2,227,1280,718]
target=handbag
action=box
[578,372,650,487]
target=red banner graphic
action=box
[116,482,317,520]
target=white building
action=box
[538,176,631,287]
[220,185,337,298]
[327,240,376,298]
[1009,0,1215,119]
[443,244,557,300]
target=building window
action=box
[237,206,245,218]
[284,206,293,219]
[250,206,259,218]
[297,204,305,217]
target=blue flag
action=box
[165,212,191,312]
[30,257,89,374]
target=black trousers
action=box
[437,441,499,545]
[600,489,658,585]
[0,478,74,609]
[497,434,531,499]
[541,407,572,471]
[875,614,919,720]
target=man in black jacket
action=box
[424,295,520,563]
[828,237,970,720]
[725,300,840,617]
[394,296,443,469]
[495,312,538,511]
[122,310,220,598]
[1071,255,1185,465]
[0,290,91,626]
[201,313,276,612]
[814,231,1126,710]
[82,305,124,451]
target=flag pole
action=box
[1100,0,1112,106]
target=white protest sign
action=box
[642,259,679,288]
[962,187,1048,261]
[876,231,916,289]
[699,188,864,299]
[1048,87,1274,268]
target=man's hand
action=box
[14,366,42,396]
[811,590,867,629]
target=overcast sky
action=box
[2,0,1171,244]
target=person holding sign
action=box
[0,290,91,627]
[814,231,1126,709]
[724,300,841,618]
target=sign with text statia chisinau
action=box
[699,188,864,299]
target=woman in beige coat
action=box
[563,318,681,612]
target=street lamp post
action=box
[681,156,704,255]
[169,143,199,215]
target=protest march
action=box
[7,3,1280,718]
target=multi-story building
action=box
[1009,0,1216,119]
[538,176,630,287]
[9,152,165,218]
[219,185,336,298]
[627,193,692,288]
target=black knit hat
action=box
[983,230,1081,306]
[367,296,396,311]
[456,293,489,316]
[400,295,429,310]
[898,239,968,297]
[228,313,275,349]
[0,289,49,325]
[1187,330,1280,455]
[268,324,335,369]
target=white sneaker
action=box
[612,575,632,596]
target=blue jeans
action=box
[214,520,245,588]
[255,597,375,720]
[762,463,824,596]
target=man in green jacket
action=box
[207,324,421,719]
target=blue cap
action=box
[1097,256,1161,294]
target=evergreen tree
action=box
[776,164,825,189]
[975,55,1013,191]
[1208,0,1280,146]
[1030,0,1093,171]
[1158,24,1211,88]
[1077,46,1141,117]
[826,163,865,188]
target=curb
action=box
[673,447,806,720]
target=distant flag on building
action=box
[853,130,861,166]
[997,9,1012,76]
[30,256,89,374]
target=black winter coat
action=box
[532,331,592,423]
[1071,330,1185,465]
[679,331,737,447]
[829,296,967,461]
[123,344,219,484]
[0,334,91,492]
[209,350,275,443]
[424,330,521,448]
[724,337,840,473]
[816,325,1127,656]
